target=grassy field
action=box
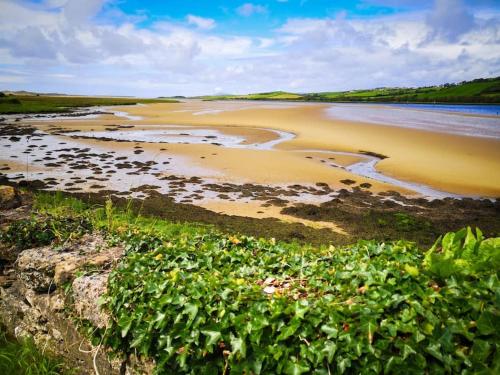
[200,77,500,104]
[0,94,177,114]
[1,191,499,374]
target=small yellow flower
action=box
[154,253,163,261]
[229,236,241,245]
[404,264,419,277]
[234,278,245,285]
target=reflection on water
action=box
[68,128,296,150]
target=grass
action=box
[0,95,177,114]
[32,191,212,241]
[0,326,70,375]
[199,76,500,104]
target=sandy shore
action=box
[107,101,500,197]
[3,99,498,226]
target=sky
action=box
[0,0,499,97]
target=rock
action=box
[16,234,124,292]
[0,243,19,263]
[72,273,110,328]
[0,185,20,210]
[54,261,81,286]
[263,285,276,294]
[0,232,149,374]
[16,246,81,292]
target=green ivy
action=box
[102,228,500,374]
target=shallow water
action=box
[294,149,455,199]
[326,103,500,139]
[386,103,500,116]
[68,127,296,151]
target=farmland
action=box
[200,77,500,104]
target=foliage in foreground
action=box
[0,327,69,375]
[102,227,500,374]
[2,193,499,373]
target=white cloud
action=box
[425,0,476,42]
[186,14,216,30]
[236,3,267,17]
[0,0,498,96]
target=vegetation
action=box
[0,326,70,375]
[2,192,498,374]
[200,76,500,104]
[0,95,177,114]
[0,214,92,250]
[99,227,499,374]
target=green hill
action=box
[200,77,500,104]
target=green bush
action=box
[0,214,92,250]
[102,228,500,374]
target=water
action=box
[386,103,500,116]
[326,103,500,139]
[294,149,455,199]
[67,127,296,150]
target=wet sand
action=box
[1,100,499,227]
[107,101,500,197]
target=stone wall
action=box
[0,187,153,374]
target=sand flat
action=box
[104,101,500,196]
[20,100,500,197]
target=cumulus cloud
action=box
[425,0,476,42]
[0,0,498,96]
[236,3,267,17]
[186,15,216,30]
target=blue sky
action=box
[0,0,499,96]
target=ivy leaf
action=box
[183,303,198,326]
[477,310,499,335]
[471,339,492,363]
[230,334,247,358]
[320,324,338,339]
[201,330,222,351]
[361,320,377,345]
[284,361,310,375]
[294,300,309,319]
[402,344,416,360]
[118,315,133,338]
[277,318,301,341]
[321,341,337,362]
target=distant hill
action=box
[199,77,500,104]
[1,90,65,96]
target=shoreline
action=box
[1,100,499,227]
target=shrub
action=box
[0,214,92,250]
[102,228,500,374]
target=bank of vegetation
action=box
[200,77,500,104]
[1,191,499,374]
[0,94,176,114]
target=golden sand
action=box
[20,100,500,221]
[105,101,500,196]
